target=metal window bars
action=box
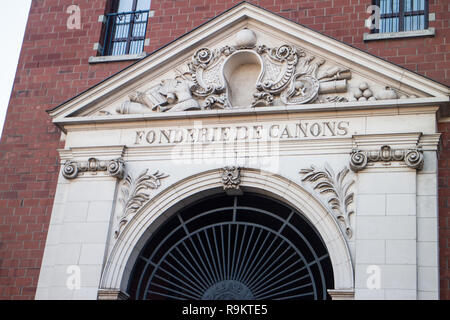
[372,0,428,34]
[128,194,334,300]
[102,9,150,56]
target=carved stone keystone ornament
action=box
[62,158,125,179]
[221,166,242,195]
[350,145,424,172]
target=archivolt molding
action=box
[100,168,354,294]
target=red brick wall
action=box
[0,0,135,300]
[438,122,450,300]
[0,0,448,299]
[146,0,449,86]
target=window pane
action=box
[404,16,411,31]
[114,15,130,38]
[380,0,386,14]
[132,13,148,37]
[420,15,425,29]
[404,0,411,12]
[112,41,127,56]
[130,40,144,55]
[380,0,400,14]
[377,0,426,33]
[136,0,151,11]
[392,0,400,13]
[380,16,400,33]
[419,0,425,10]
[404,0,425,11]
[118,0,134,13]
[393,17,399,32]
[402,0,425,31]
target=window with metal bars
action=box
[101,0,151,56]
[127,194,334,300]
[372,0,429,33]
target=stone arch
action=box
[99,168,354,296]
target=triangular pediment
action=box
[48,2,449,129]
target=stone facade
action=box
[0,0,449,300]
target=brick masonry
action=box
[438,122,450,300]
[0,0,448,299]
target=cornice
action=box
[53,99,444,132]
[58,145,126,161]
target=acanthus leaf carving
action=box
[252,91,274,106]
[300,163,354,239]
[114,169,169,238]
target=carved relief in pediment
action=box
[108,29,414,116]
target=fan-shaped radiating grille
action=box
[128,194,334,300]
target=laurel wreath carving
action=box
[115,169,169,238]
[300,164,354,238]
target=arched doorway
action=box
[127,193,334,300]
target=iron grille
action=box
[128,194,334,300]
[102,9,149,56]
[372,0,428,33]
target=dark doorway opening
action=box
[128,193,334,300]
